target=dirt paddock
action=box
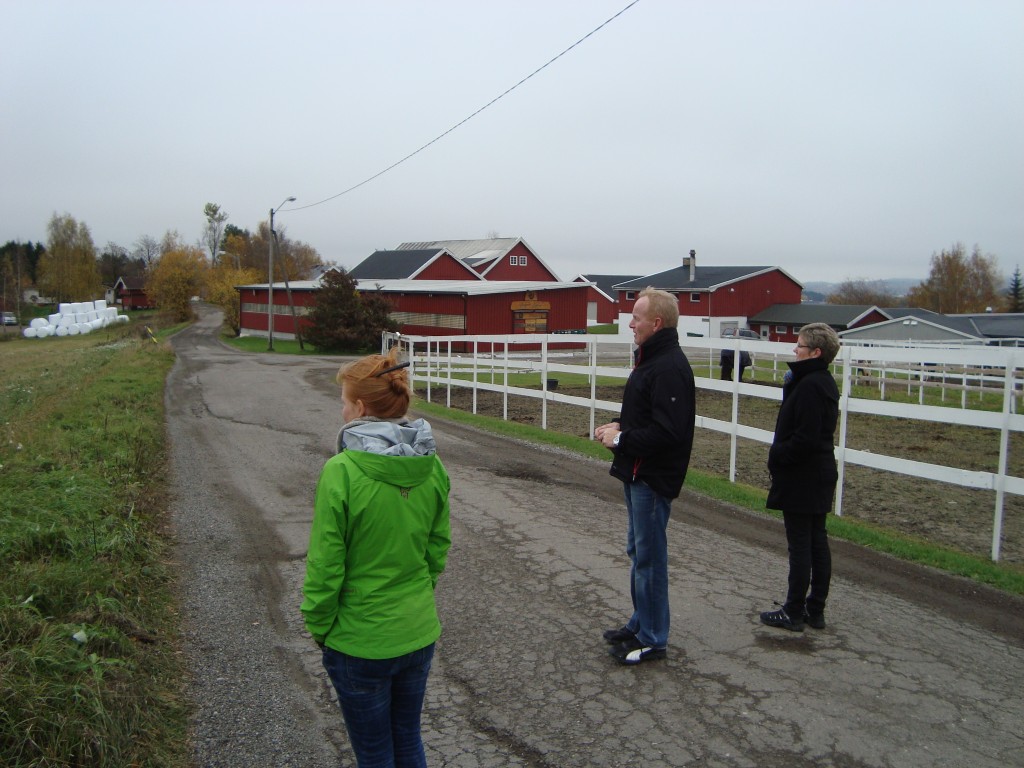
[420,382,1024,565]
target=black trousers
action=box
[782,511,831,617]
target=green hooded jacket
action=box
[301,417,451,659]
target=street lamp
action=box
[268,196,296,351]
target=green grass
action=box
[223,334,375,356]
[0,317,189,768]
[410,396,1024,597]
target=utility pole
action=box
[267,196,295,351]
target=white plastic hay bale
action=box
[36,326,52,338]
[48,313,61,324]
[30,317,48,329]
[55,325,69,337]
[58,303,72,315]
[58,315,74,327]
[79,323,92,334]
[94,299,107,310]
[90,319,103,330]
[23,326,37,338]
[117,314,129,324]
[68,324,81,335]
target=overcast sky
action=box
[3,0,1022,286]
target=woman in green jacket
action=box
[301,349,451,768]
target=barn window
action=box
[625,291,635,300]
[776,325,787,334]
[690,293,700,303]
[509,255,516,265]
[519,255,528,267]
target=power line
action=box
[289,0,641,213]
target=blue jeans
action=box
[322,644,435,768]
[623,481,672,648]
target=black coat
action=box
[610,328,696,500]
[766,356,839,515]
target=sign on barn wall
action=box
[512,294,551,333]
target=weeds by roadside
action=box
[0,320,188,768]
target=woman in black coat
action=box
[760,322,841,632]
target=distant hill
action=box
[802,278,920,301]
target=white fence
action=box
[386,332,1023,562]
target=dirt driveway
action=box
[166,308,1024,768]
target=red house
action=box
[612,252,804,338]
[114,276,154,310]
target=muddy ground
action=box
[423,382,1024,565]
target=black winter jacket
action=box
[766,356,839,514]
[609,328,696,499]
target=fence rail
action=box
[385,332,1022,561]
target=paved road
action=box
[167,308,1024,768]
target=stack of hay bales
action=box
[22,299,130,339]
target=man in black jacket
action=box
[595,287,695,664]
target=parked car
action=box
[2,312,17,326]
[721,327,759,340]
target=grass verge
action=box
[410,396,1024,597]
[0,319,189,767]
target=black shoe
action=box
[759,607,805,632]
[803,610,826,630]
[609,635,666,665]
[602,625,636,645]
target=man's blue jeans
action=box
[322,643,435,768]
[623,481,672,649]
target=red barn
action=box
[114,276,154,310]
[396,238,561,281]
[612,252,803,338]
[572,274,640,325]
[236,237,589,347]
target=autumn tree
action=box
[207,264,262,335]
[221,224,253,271]
[146,244,208,322]
[203,203,229,266]
[303,269,398,351]
[905,243,1001,314]
[1005,266,1023,313]
[826,278,899,306]
[38,213,101,303]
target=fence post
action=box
[728,338,741,483]
[472,339,479,415]
[541,337,549,431]
[589,339,598,440]
[992,356,1015,561]
[426,340,433,403]
[503,336,510,422]
[834,345,853,517]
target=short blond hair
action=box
[639,287,679,329]
[799,323,840,364]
